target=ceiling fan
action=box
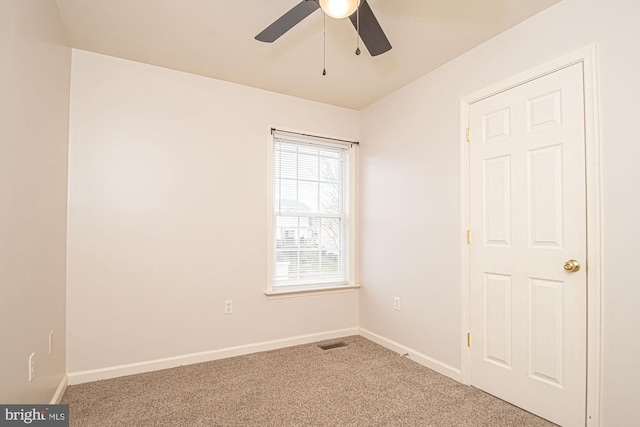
[255,0,392,56]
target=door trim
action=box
[459,44,602,427]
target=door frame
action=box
[459,44,602,427]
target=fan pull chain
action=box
[322,13,327,75]
[355,1,361,55]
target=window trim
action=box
[266,128,358,296]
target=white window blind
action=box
[272,131,350,289]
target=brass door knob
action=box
[564,259,581,272]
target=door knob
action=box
[563,259,581,272]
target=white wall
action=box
[359,0,640,425]
[66,50,359,375]
[0,0,70,403]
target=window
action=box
[268,129,356,293]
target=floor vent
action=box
[319,342,347,350]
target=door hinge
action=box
[466,229,471,244]
[467,332,472,347]
[466,128,471,142]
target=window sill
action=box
[265,284,360,298]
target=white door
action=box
[468,63,586,427]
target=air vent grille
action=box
[318,342,347,350]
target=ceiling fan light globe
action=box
[319,0,359,19]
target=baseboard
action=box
[66,327,460,386]
[67,327,358,385]
[50,375,68,404]
[358,328,462,382]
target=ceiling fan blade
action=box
[349,0,391,56]
[255,0,320,43]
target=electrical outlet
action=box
[48,331,53,355]
[224,300,233,314]
[393,297,400,311]
[28,353,35,382]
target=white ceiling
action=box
[55,0,560,110]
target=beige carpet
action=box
[62,336,556,426]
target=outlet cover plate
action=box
[28,353,35,381]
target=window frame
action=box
[266,128,358,296]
